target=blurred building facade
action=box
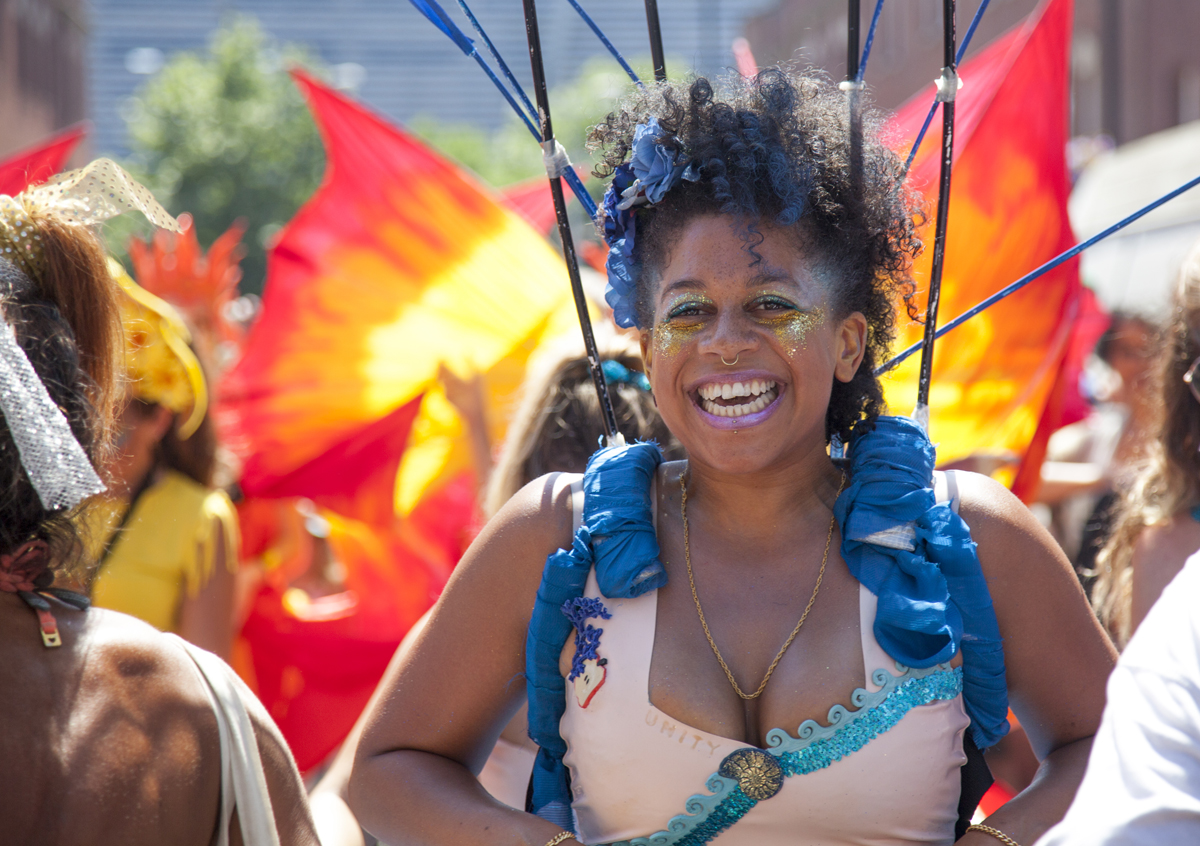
[87,0,775,157]
[744,0,1200,147]
[0,0,88,157]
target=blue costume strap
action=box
[582,443,667,598]
[834,415,1009,748]
[526,443,666,824]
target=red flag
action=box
[885,0,1077,500]
[220,71,577,520]
[0,124,86,195]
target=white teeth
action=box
[698,380,777,398]
[700,384,778,418]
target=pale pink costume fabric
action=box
[558,476,970,845]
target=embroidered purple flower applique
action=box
[562,596,612,708]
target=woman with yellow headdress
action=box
[87,262,240,659]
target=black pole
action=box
[521,0,621,444]
[847,0,860,80]
[644,0,667,81]
[916,0,957,419]
[846,0,863,198]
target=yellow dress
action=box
[89,470,239,633]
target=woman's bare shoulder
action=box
[421,471,580,650]
[947,470,1066,570]
[947,470,1031,530]
[79,609,210,693]
[1133,511,1200,562]
[1130,513,1200,631]
[466,472,578,574]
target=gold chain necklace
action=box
[680,470,846,701]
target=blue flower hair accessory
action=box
[601,118,700,328]
[601,359,651,392]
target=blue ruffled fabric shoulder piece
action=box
[833,415,1010,749]
[582,442,667,598]
[526,441,665,826]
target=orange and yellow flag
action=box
[885,0,1078,499]
[221,70,579,533]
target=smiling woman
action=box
[350,70,1117,846]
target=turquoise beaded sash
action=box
[606,664,963,846]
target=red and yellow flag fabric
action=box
[0,124,85,196]
[221,69,578,526]
[220,71,580,769]
[885,0,1077,499]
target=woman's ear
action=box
[639,329,654,382]
[834,312,868,383]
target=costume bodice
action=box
[558,477,969,846]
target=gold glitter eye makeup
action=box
[653,320,705,357]
[750,295,825,357]
[655,293,713,357]
[662,293,714,321]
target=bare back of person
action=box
[0,597,318,846]
[0,596,221,844]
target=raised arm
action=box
[954,473,1118,845]
[349,474,577,846]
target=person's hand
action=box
[438,362,486,424]
[438,362,493,479]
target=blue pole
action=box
[878,171,1200,375]
[855,0,887,83]
[563,0,641,85]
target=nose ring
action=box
[721,353,740,367]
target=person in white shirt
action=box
[1038,549,1200,845]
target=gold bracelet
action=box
[968,823,1022,846]
[544,833,580,846]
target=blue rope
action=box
[901,0,992,178]
[855,0,887,84]
[406,0,598,218]
[563,0,642,85]
[456,0,539,121]
[877,170,1200,375]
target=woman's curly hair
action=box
[588,68,922,442]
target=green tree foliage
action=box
[120,16,325,294]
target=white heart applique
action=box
[574,657,608,708]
